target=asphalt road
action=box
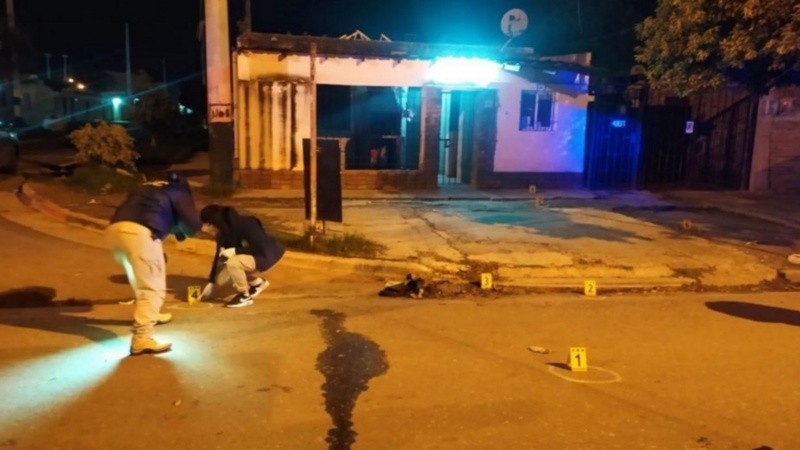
[0,188,798,449]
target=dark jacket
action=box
[110,179,202,241]
[208,208,285,282]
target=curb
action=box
[13,181,791,292]
[15,182,436,279]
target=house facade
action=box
[233,33,592,190]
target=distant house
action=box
[11,71,147,133]
[233,32,592,190]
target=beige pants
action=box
[106,221,166,338]
[215,254,260,293]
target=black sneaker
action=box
[248,279,270,299]
[225,293,254,308]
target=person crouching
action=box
[199,204,285,308]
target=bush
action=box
[68,121,139,171]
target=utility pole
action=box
[204,0,235,195]
[6,0,20,121]
[44,53,51,79]
[162,58,167,88]
[309,43,318,243]
[125,23,132,98]
[244,0,251,33]
[61,54,68,80]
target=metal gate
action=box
[584,99,640,189]
[681,95,758,189]
[585,88,758,190]
[638,105,692,188]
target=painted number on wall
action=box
[209,104,232,123]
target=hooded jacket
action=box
[207,207,285,282]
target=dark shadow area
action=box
[108,274,209,302]
[706,301,800,327]
[613,205,797,248]
[0,287,122,343]
[547,362,571,371]
[310,309,389,450]
[0,286,61,308]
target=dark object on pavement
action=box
[379,274,425,298]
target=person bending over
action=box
[106,174,202,355]
[199,204,285,308]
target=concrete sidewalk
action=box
[8,151,800,292]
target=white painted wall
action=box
[494,73,589,173]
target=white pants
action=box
[106,221,166,338]
[215,254,260,293]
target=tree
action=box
[635,0,800,95]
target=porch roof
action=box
[237,32,603,78]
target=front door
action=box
[437,90,477,185]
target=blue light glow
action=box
[111,97,123,107]
[428,57,500,87]
[0,341,123,432]
[611,119,626,128]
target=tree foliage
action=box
[635,0,800,95]
[134,89,181,141]
[68,121,139,171]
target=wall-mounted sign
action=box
[209,103,232,123]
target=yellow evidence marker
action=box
[568,347,588,372]
[187,285,202,305]
[584,280,597,297]
[480,273,493,290]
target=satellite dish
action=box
[501,9,528,38]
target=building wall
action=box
[751,86,800,191]
[235,51,591,190]
[494,78,589,174]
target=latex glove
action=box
[219,247,236,258]
[200,282,214,300]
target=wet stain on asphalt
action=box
[311,309,388,450]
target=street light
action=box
[111,97,123,122]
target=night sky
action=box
[11,0,656,81]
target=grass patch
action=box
[272,230,386,258]
[64,164,144,194]
[315,232,387,258]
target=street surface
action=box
[0,189,798,449]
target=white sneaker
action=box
[130,337,172,355]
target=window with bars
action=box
[519,87,555,131]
